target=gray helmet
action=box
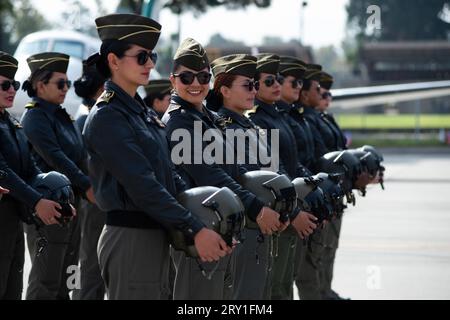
[317,150,363,194]
[238,170,297,227]
[358,145,385,190]
[171,186,245,258]
[31,171,74,225]
[292,176,333,223]
[312,172,346,215]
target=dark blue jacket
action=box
[0,110,42,211]
[21,97,90,194]
[163,94,264,222]
[83,81,203,236]
[248,99,308,179]
[216,106,274,172]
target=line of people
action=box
[0,13,384,300]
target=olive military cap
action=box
[304,63,322,81]
[0,51,18,79]
[320,71,334,90]
[279,56,307,79]
[173,38,209,71]
[144,79,172,96]
[26,52,70,75]
[95,13,161,50]
[211,54,257,79]
[256,53,280,75]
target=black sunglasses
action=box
[172,71,211,85]
[49,79,71,90]
[277,75,303,89]
[241,80,260,92]
[322,91,332,99]
[1,80,20,91]
[124,50,158,66]
[290,79,303,89]
[262,75,283,87]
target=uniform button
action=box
[188,228,193,234]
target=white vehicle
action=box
[11,29,161,119]
[11,30,100,118]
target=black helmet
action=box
[317,150,363,193]
[31,171,74,224]
[348,149,379,177]
[171,186,245,258]
[238,170,297,227]
[358,145,385,190]
[312,172,346,215]
[292,176,333,223]
[359,145,384,162]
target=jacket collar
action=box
[105,81,146,115]
[254,98,280,118]
[33,97,62,114]
[217,106,253,128]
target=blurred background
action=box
[2,0,449,299]
[2,0,450,147]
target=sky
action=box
[31,0,349,49]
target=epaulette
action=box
[97,90,115,104]
[11,117,23,129]
[25,101,37,109]
[244,105,259,117]
[167,103,182,114]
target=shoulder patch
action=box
[25,101,37,109]
[98,91,115,104]
[215,116,233,129]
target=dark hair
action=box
[22,70,53,98]
[143,91,170,108]
[301,78,313,91]
[74,69,106,100]
[171,61,181,74]
[92,40,132,78]
[205,73,237,111]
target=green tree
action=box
[4,0,50,51]
[347,0,450,41]
[262,36,284,46]
[207,33,245,48]
[118,0,271,14]
[0,1,13,52]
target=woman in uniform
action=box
[20,52,92,300]
[0,51,61,300]
[83,13,226,300]
[163,39,283,300]
[247,53,311,300]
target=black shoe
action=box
[324,290,350,300]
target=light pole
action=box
[300,1,308,42]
